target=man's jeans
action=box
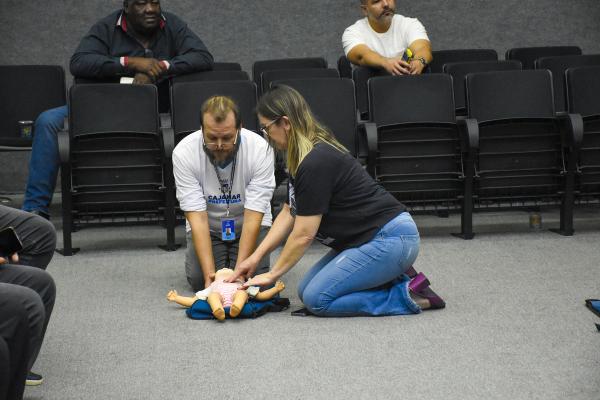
[23,105,68,215]
[297,212,422,317]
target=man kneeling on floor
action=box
[172,96,276,292]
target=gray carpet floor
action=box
[16,203,600,400]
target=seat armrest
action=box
[161,127,175,159]
[457,118,479,155]
[57,129,70,164]
[358,122,377,177]
[558,113,583,151]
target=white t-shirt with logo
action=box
[342,14,429,59]
[172,128,275,235]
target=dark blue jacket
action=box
[70,10,213,78]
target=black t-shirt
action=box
[287,143,406,251]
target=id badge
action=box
[221,219,236,241]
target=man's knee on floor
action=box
[187,275,204,293]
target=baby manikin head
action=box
[214,268,244,282]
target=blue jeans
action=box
[297,212,421,317]
[23,105,68,214]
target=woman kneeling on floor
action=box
[227,85,444,317]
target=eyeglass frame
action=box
[202,129,240,151]
[259,117,281,138]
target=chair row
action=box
[2,64,598,251]
[363,67,600,238]
[350,48,600,119]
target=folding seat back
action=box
[429,49,498,73]
[252,57,327,96]
[443,60,522,114]
[261,68,339,96]
[506,46,582,69]
[566,65,600,117]
[535,54,600,112]
[212,62,242,71]
[0,65,65,148]
[170,80,258,143]
[466,70,555,121]
[171,70,249,84]
[337,55,353,79]
[352,66,389,120]
[271,78,358,157]
[369,74,456,125]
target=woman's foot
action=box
[408,272,446,310]
[409,291,432,309]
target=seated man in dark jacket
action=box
[22,0,213,218]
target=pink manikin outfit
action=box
[209,279,243,308]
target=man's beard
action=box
[378,7,395,19]
[204,139,241,169]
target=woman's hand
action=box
[227,255,260,283]
[242,272,277,289]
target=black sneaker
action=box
[25,371,43,386]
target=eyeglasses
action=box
[259,117,281,138]
[203,130,239,151]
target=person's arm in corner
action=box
[227,203,295,282]
[162,15,213,76]
[234,138,276,276]
[242,214,322,287]
[235,209,264,270]
[186,211,217,288]
[172,144,215,287]
[346,44,411,75]
[408,39,432,75]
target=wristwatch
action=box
[417,57,428,66]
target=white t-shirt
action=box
[342,14,429,59]
[172,128,275,234]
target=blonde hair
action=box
[256,85,347,176]
[201,95,241,129]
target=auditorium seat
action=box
[366,73,476,238]
[58,84,177,255]
[0,65,65,150]
[271,77,361,159]
[566,65,600,211]
[337,55,353,79]
[169,80,258,144]
[535,54,600,112]
[352,66,389,121]
[443,60,522,115]
[505,46,582,69]
[212,62,242,71]
[252,57,327,96]
[429,49,498,73]
[171,70,250,84]
[261,68,339,97]
[465,70,582,235]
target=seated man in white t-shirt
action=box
[342,0,432,75]
[173,96,275,291]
